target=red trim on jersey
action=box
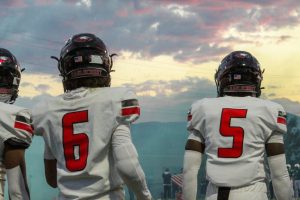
[14,121,34,135]
[121,106,140,116]
[187,114,192,121]
[277,117,286,125]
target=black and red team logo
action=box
[277,111,287,125]
[121,99,140,116]
[14,115,34,135]
[0,56,12,64]
[234,52,248,59]
[73,36,93,43]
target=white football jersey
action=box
[0,102,33,197]
[33,87,141,199]
[187,96,287,187]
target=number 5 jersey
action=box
[187,96,287,187]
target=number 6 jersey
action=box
[32,87,141,199]
[187,96,287,187]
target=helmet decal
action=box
[73,35,94,43]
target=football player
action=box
[32,33,152,200]
[182,51,292,200]
[0,48,32,199]
[294,163,300,198]
[286,164,295,197]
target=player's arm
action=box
[32,100,57,187]
[113,91,152,199]
[4,139,30,200]
[44,159,57,188]
[266,132,292,200]
[112,124,152,200]
[183,131,205,200]
[43,141,57,188]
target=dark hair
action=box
[63,76,111,91]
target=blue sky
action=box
[1,0,300,121]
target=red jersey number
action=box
[62,110,89,171]
[218,108,247,158]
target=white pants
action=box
[206,181,268,200]
[98,189,125,200]
[295,180,300,198]
[0,164,5,200]
[58,188,125,200]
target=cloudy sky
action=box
[1,0,300,122]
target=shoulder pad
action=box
[14,112,34,136]
[0,106,33,147]
[121,99,140,115]
[117,99,140,124]
[12,110,33,144]
[32,100,49,136]
[117,89,140,124]
[187,100,206,133]
[276,109,287,125]
[187,99,204,122]
[270,103,287,133]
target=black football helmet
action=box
[0,48,22,103]
[55,33,114,91]
[215,51,263,97]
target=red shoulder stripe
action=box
[187,114,192,121]
[277,117,286,125]
[14,121,34,135]
[121,106,140,116]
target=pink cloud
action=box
[34,0,55,6]
[62,0,75,4]
[259,16,273,26]
[199,0,254,11]
[0,11,8,17]
[84,20,115,29]
[62,19,114,35]
[2,0,27,8]
[117,8,129,17]
[148,0,200,5]
[2,0,300,67]
[134,7,153,15]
